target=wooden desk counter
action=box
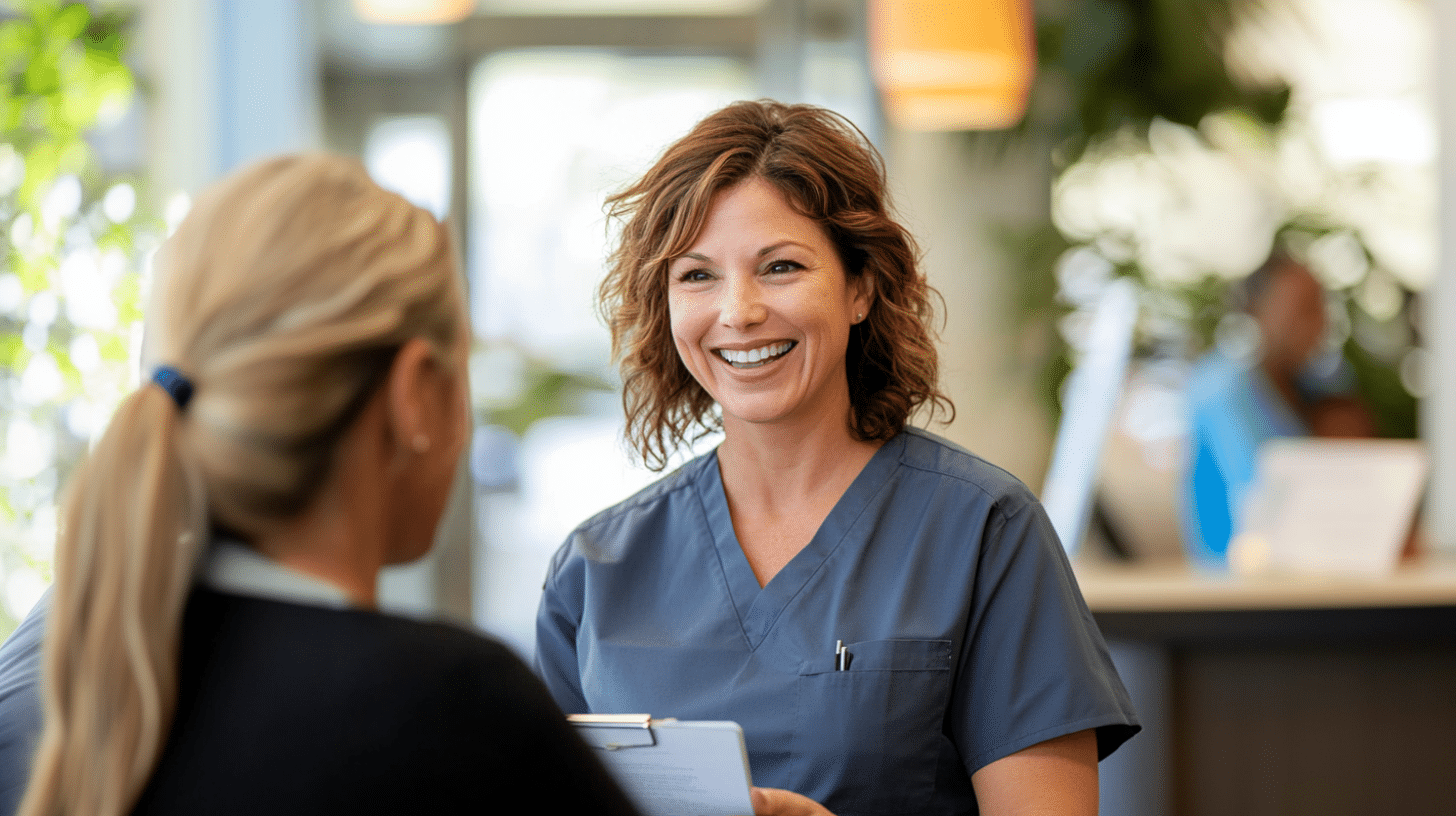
[1075,554,1456,612]
[1073,555,1456,816]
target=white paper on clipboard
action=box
[569,714,754,816]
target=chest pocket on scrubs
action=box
[791,638,952,815]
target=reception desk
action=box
[1076,556,1456,816]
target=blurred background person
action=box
[1182,247,1376,568]
[536,100,1138,816]
[14,154,639,816]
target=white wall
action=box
[1427,0,1456,554]
[139,0,322,196]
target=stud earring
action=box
[855,313,864,323]
[412,433,431,453]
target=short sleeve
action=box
[951,493,1139,772]
[534,541,590,714]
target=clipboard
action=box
[569,714,754,816]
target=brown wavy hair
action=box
[600,99,952,470]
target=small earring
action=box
[411,433,431,453]
[855,313,864,323]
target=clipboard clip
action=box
[568,713,660,751]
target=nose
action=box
[719,271,767,330]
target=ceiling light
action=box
[352,0,476,25]
[869,0,1036,131]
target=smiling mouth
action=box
[717,341,796,368]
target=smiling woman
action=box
[537,100,1140,816]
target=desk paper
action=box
[1234,439,1427,576]
[571,717,754,816]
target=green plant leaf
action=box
[111,272,141,325]
[47,3,90,46]
[0,332,25,372]
[0,0,149,600]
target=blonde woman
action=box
[13,155,640,816]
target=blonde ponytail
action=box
[20,386,206,816]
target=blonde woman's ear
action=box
[384,338,442,458]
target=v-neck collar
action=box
[694,433,906,648]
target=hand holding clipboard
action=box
[569,715,837,816]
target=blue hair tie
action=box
[151,366,194,410]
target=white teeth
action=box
[718,342,794,367]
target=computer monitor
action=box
[1040,277,1139,557]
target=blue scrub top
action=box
[537,428,1138,816]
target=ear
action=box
[383,337,444,459]
[850,269,876,323]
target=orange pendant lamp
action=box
[352,0,476,24]
[869,0,1037,131]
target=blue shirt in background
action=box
[0,591,46,816]
[1182,352,1312,567]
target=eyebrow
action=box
[673,241,811,265]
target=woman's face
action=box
[666,177,871,432]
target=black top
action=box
[121,587,640,815]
